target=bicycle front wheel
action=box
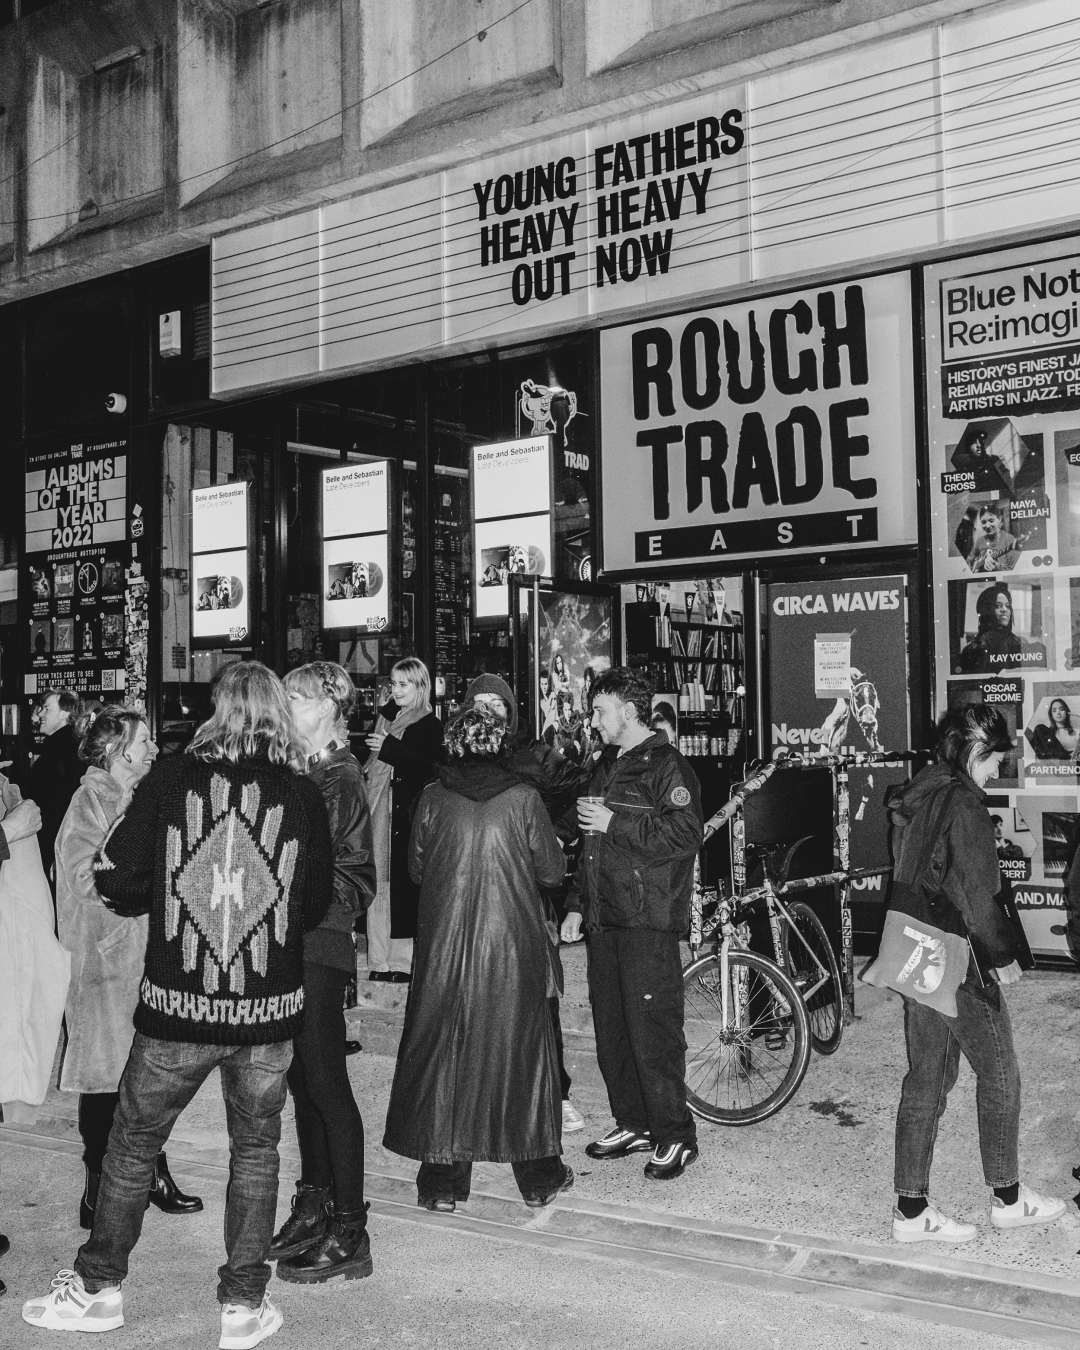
[785,901,844,1056]
[682,949,812,1126]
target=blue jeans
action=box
[893,978,1020,1197]
[75,1033,292,1306]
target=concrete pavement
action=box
[3,944,1080,1346]
[0,1139,1050,1350]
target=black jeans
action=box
[79,1092,120,1172]
[586,927,696,1150]
[287,961,366,1212]
[416,1157,565,1204]
[549,996,572,1100]
[76,1033,291,1307]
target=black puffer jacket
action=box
[567,732,703,933]
[305,744,376,970]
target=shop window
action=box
[286,377,418,720]
[624,574,747,885]
[430,338,597,703]
[159,419,271,745]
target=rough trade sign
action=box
[600,272,917,571]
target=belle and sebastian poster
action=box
[926,234,1080,958]
[600,271,918,571]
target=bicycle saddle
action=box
[744,836,814,889]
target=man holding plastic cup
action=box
[561,667,703,1181]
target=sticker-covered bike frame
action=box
[695,750,915,1022]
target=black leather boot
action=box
[80,1168,100,1230]
[147,1152,204,1215]
[269,1183,330,1260]
[276,1202,372,1284]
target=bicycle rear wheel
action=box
[682,949,811,1125]
[785,901,844,1056]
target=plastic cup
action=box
[578,795,605,834]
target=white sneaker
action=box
[562,1100,585,1133]
[990,1184,1067,1229]
[22,1270,124,1332]
[219,1295,283,1350]
[892,1204,977,1243]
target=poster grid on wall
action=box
[23,436,134,720]
[925,235,1080,958]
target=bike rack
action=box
[695,750,915,1024]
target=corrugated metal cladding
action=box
[211,0,1080,397]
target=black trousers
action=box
[287,960,366,1212]
[586,927,696,1150]
[549,996,572,1101]
[416,1156,565,1204]
[78,1091,120,1172]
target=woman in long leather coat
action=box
[383,707,572,1211]
[273,662,376,1283]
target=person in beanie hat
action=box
[464,674,588,1133]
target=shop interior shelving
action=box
[625,599,746,888]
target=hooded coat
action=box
[382,758,566,1164]
[464,674,588,832]
[886,762,1018,976]
[55,767,147,1094]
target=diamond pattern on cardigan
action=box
[170,780,293,1000]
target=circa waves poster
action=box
[765,576,911,875]
[926,235,1080,958]
[600,271,918,572]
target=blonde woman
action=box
[363,657,442,981]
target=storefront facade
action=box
[8,0,1080,955]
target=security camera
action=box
[105,393,127,414]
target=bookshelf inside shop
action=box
[623,577,747,885]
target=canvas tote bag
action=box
[861,779,970,1018]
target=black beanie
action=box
[464,674,518,737]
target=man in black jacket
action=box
[561,667,703,1181]
[27,688,83,885]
